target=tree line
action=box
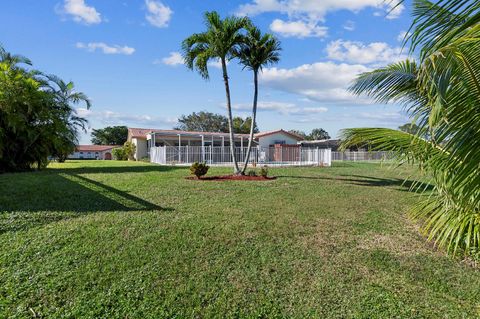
[0,45,89,172]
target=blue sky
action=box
[1,0,413,143]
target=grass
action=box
[0,160,479,318]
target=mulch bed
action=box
[186,175,276,181]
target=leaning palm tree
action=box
[182,11,250,174]
[237,26,281,174]
[341,0,480,256]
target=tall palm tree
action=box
[182,11,250,174]
[341,0,480,256]
[237,26,281,174]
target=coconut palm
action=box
[341,0,480,256]
[182,11,250,174]
[237,25,281,174]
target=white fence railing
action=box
[331,151,393,161]
[150,146,331,167]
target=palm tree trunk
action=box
[221,57,240,174]
[241,69,258,174]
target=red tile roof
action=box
[254,129,304,141]
[75,145,119,152]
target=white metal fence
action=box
[150,146,332,167]
[331,151,393,161]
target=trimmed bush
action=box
[112,148,127,161]
[259,166,268,178]
[247,170,257,177]
[190,162,209,179]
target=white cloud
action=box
[159,51,183,66]
[145,0,172,28]
[76,108,177,126]
[207,58,230,69]
[260,61,371,103]
[76,42,135,55]
[270,19,327,38]
[302,107,328,113]
[326,39,406,64]
[385,2,405,19]
[397,30,411,42]
[343,20,355,31]
[358,111,406,123]
[59,0,101,24]
[237,0,404,21]
[232,101,328,115]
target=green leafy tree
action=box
[308,128,330,140]
[237,25,281,173]
[91,126,128,145]
[175,111,228,132]
[174,112,258,134]
[341,0,480,256]
[182,11,250,174]
[232,116,259,134]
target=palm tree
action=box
[182,11,250,174]
[237,25,281,174]
[45,75,91,161]
[0,44,32,67]
[341,0,480,256]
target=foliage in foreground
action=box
[0,45,89,172]
[342,0,480,256]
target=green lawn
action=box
[1,160,479,318]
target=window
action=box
[80,152,83,154]
[274,140,286,145]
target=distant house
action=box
[127,128,304,160]
[68,145,119,160]
[299,139,342,151]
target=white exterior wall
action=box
[68,150,112,160]
[257,132,301,148]
[133,138,148,160]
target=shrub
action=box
[112,147,127,161]
[123,141,136,161]
[259,166,268,178]
[247,170,257,177]
[190,162,209,179]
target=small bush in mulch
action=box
[189,162,209,179]
[259,166,268,178]
[247,169,257,177]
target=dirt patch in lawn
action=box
[186,175,276,181]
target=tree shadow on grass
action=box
[0,168,174,233]
[277,174,433,192]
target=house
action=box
[127,128,305,160]
[68,145,119,160]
